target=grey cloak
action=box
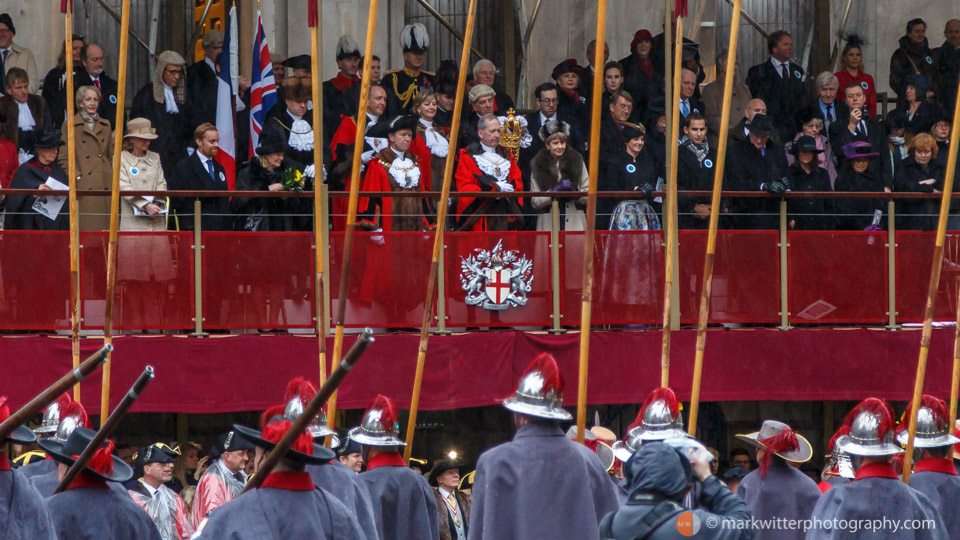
[31,469,130,498]
[359,453,441,540]
[468,421,620,540]
[806,462,948,540]
[0,466,57,540]
[306,460,379,540]
[17,457,56,479]
[907,458,960,540]
[197,472,366,540]
[737,457,820,540]
[46,478,164,540]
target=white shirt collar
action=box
[390,146,406,157]
[770,57,790,72]
[366,113,378,125]
[540,112,556,124]
[197,152,214,166]
[287,110,303,122]
[419,118,433,128]
[480,143,497,154]
[142,481,159,496]
[438,486,454,500]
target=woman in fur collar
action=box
[530,120,588,231]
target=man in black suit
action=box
[77,43,119,128]
[678,67,706,121]
[169,123,233,232]
[186,30,223,127]
[746,30,805,144]
[804,71,848,132]
[827,82,891,189]
[726,114,789,229]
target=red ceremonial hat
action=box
[348,395,406,447]
[895,394,959,448]
[836,398,902,457]
[631,29,657,52]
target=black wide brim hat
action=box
[33,129,66,150]
[282,54,312,71]
[428,459,466,487]
[256,121,287,157]
[747,115,778,138]
[233,423,335,465]
[789,135,824,156]
[38,427,134,483]
[6,424,36,445]
[336,436,362,457]
[367,114,419,139]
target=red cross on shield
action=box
[485,268,511,304]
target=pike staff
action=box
[687,0,743,436]
[402,0,479,460]
[99,0,132,425]
[574,0,608,444]
[63,0,81,401]
[307,0,327,388]
[326,0,380,429]
[904,73,960,482]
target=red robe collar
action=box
[260,471,315,491]
[0,454,10,471]
[915,457,958,475]
[67,471,110,491]
[817,480,831,493]
[330,72,360,92]
[854,461,899,481]
[366,451,406,471]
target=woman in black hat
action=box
[552,59,586,126]
[786,135,835,230]
[600,122,660,231]
[235,121,307,233]
[2,127,68,231]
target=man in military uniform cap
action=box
[42,427,162,540]
[197,405,365,539]
[384,23,434,116]
[0,396,57,540]
[735,420,821,540]
[807,398,948,540]
[468,353,619,540]
[350,394,440,540]
[897,395,960,539]
[129,443,194,540]
[323,35,362,141]
[192,429,255,529]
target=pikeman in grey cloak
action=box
[20,395,87,480]
[818,426,855,493]
[806,398,948,540]
[735,420,821,540]
[349,394,440,540]
[468,353,619,540]
[196,409,366,540]
[0,396,57,540]
[41,427,163,540]
[273,377,380,540]
[897,395,960,539]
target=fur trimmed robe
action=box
[529,146,589,231]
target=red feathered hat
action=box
[836,398,902,457]
[347,394,406,447]
[895,394,960,449]
[625,387,687,441]
[502,353,572,421]
[278,377,338,444]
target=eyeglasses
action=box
[164,68,184,76]
[538,98,558,104]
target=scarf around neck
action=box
[681,135,709,164]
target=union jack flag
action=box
[249,12,277,158]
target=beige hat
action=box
[201,29,224,48]
[124,118,158,140]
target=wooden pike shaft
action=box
[951,294,960,430]
[100,0,132,425]
[326,0,379,427]
[575,0,608,445]
[660,16,684,388]
[687,0,743,436]
[903,76,960,483]
[310,18,326,387]
[403,0,479,461]
[65,6,81,402]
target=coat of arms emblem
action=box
[460,239,534,311]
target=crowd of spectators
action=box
[0,14,958,236]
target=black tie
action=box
[0,50,7,92]
[826,104,833,122]
[780,63,789,80]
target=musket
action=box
[54,366,154,494]
[245,328,374,491]
[0,345,111,441]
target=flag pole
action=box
[100,0,131,425]
[308,1,327,393]
[403,0,478,460]
[660,13,684,389]
[903,74,960,483]
[326,0,380,429]
[687,0,742,436]
[574,0,608,444]
[64,2,81,401]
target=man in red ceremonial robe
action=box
[455,114,523,231]
[329,84,388,230]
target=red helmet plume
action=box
[758,429,801,479]
[898,394,948,433]
[284,377,317,404]
[0,396,10,423]
[523,353,564,395]
[843,398,894,439]
[367,394,399,432]
[262,418,314,455]
[260,404,286,429]
[640,387,679,419]
[60,400,89,429]
[86,440,116,476]
[827,426,851,453]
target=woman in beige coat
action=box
[58,85,113,231]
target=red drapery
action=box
[1,328,956,413]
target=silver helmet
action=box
[625,387,689,442]
[348,395,406,447]
[895,395,960,449]
[282,378,339,448]
[502,353,572,421]
[565,426,615,471]
[51,400,89,443]
[612,431,644,463]
[836,398,903,457]
[34,395,71,435]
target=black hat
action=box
[789,135,823,155]
[0,396,35,445]
[797,106,821,125]
[211,429,256,459]
[336,436,362,457]
[282,54,312,72]
[646,96,666,114]
[620,122,646,142]
[885,108,908,130]
[401,23,430,53]
[32,129,66,151]
[747,114,778,138]
[256,120,287,156]
[38,427,134,483]
[433,60,459,96]
[722,466,749,482]
[233,421,335,465]
[0,14,14,35]
[367,114,418,138]
[137,443,178,465]
[428,459,465,487]
[551,59,583,81]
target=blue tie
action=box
[206,159,216,180]
[680,100,689,117]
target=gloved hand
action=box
[496,181,515,193]
[303,164,316,179]
[637,182,655,197]
[360,149,377,164]
[762,181,787,195]
[371,228,385,246]
[550,179,576,192]
[863,224,882,232]
[474,173,499,190]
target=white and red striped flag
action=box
[214,6,238,189]
[249,11,278,159]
